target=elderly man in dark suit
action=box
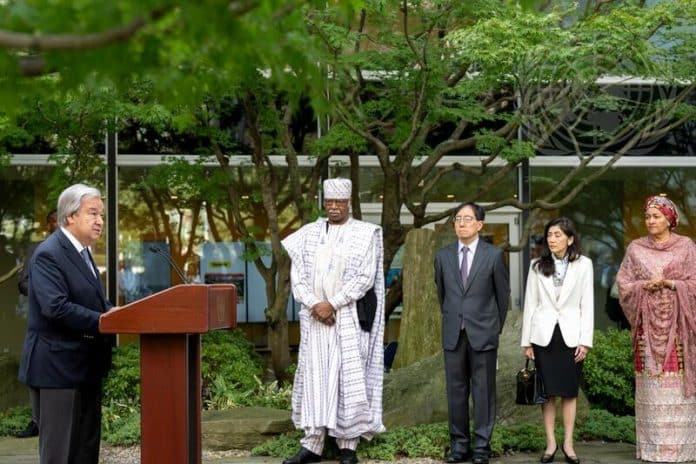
[18,183,115,464]
[434,202,510,464]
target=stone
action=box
[385,225,591,428]
[202,407,293,450]
[0,354,29,413]
[383,309,590,428]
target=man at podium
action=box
[18,183,115,464]
[281,178,386,464]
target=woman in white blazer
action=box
[521,217,594,464]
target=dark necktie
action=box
[460,246,469,285]
[81,248,96,278]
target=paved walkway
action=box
[0,437,649,463]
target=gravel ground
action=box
[99,446,444,464]
[100,447,252,464]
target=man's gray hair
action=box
[57,183,102,226]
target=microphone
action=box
[148,246,189,284]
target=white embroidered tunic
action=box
[282,217,386,440]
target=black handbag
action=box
[515,359,547,405]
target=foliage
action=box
[101,342,142,445]
[103,342,141,407]
[252,430,304,458]
[201,330,264,395]
[0,1,362,111]
[577,409,635,444]
[309,0,696,320]
[0,406,32,437]
[102,410,141,446]
[491,423,546,453]
[100,329,287,445]
[253,422,543,459]
[253,415,634,459]
[582,328,635,415]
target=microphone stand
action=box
[148,246,189,284]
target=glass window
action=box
[0,166,56,356]
[530,166,696,329]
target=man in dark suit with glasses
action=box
[434,202,510,464]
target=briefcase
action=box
[515,359,547,405]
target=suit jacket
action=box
[434,240,510,351]
[18,229,114,388]
[520,255,594,348]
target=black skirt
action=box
[532,324,583,398]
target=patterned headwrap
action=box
[643,195,679,229]
[323,178,352,200]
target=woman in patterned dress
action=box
[616,195,696,462]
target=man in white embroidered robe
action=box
[281,178,385,464]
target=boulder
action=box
[383,309,590,428]
[202,407,293,450]
[0,354,29,413]
[385,224,590,428]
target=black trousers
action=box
[443,329,497,454]
[30,385,103,464]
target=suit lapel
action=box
[463,241,487,294]
[556,260,579,307]
[539,272,557,304]
[57,230,107,302]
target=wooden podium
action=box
[100,284,237,464]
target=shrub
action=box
[102,342,141,445]
[100,329,273,445]
[251,430,303,458]
[0,406,32,437]
[253,411,634,460]
[491,423,546,453]
[201,330,264,397]
[582,328,635,415]
[577,409,635,443]
[102,410,141,446]
[103,342,141,407]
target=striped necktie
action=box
[460,246,468,285]
[81,248,96,278]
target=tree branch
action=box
[0,6,172,51]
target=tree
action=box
[312,0,696,316]
[0,1,358,111]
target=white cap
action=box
[323,178,352,200]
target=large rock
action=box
[0,354,29,413]
[202,407,293,450]
[383,310,590,428]
[385,225,590,427]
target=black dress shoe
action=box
[540,445,558,463]
[561,445,580,464]
[282,447,322,464]
[445,450,472,463]
[338,448,358,464]
[471,453,489,464]
[14,420,38,438]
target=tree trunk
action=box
[394,228,445,369]
[265,255,292,383]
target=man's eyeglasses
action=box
[453,215,478,224]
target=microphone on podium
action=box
[148,246,190,284]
